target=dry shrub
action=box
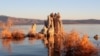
[1,19,13,39]
[1,29,12,39]
[12,30,25,40]
[65,31,80,48]
[65,31,97,56]
[0,19,25,40]
[2,39,12,53]
[37,33,45,39]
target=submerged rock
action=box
[94,34,99,40]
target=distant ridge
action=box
[0,15,100,25]
[0,15,44,25]
[62,19,100,24]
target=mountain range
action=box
[0,15,100,25]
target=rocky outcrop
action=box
[42,12,65,37]
[40,13,66,56]
[30,23,36,34]
[27,23,37,37]
[40,26,48,37]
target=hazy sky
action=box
[0,0,100,20]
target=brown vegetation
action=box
[65,31,96,56]
[1,19,13,39]
[12,30,25,40]
[0,19,25,39]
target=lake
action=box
[0,24,100,56]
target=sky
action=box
[0,0,100,20]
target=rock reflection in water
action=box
[1,38,25,54]
[2,39,12,54]
[12,38,24,45]
[1,36,44,54]
[28,37,36,45]
[0,35,98,56]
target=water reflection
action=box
[2,39,12,54]
[0,36,99,56]
[1,37,47,55]
[94,34,99,47]
[1,38,25,55]
[42,36,62,56]
[12,38,24,44]
[28,37,36,45]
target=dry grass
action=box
[65,31,97,56]
[12,30,25,40]
[1,29,12,39]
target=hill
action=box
[0,15,44,25]
[0,15,100,25]
[62,19,100,24]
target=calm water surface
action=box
[0,24,100,56]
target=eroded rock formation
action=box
[30,23,36,34]
[40,13,66,56]
[27,23,37,37]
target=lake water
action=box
[0,24,100,56]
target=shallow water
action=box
[0,24,100,56]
